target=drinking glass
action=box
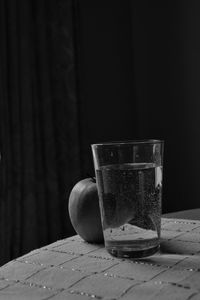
[91,140,164,258]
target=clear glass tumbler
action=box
[91,140,164,258]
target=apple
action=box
[68,178,104,243]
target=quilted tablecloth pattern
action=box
[0,218,200,299]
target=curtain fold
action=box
[0,0,81,265]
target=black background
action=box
[78,0,200,214]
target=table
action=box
[0,216,200,299]
[163,208,200,221]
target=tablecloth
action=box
[0,218,200,299]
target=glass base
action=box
[106,243,160,259]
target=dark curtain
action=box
[75,0,200,215]
[0,0,81,265]
[2,0,200,266]
[130,1,200,213]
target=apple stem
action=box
[86,173,96,183]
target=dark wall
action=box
[77,1,200,214]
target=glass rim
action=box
[91,139,164,147]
